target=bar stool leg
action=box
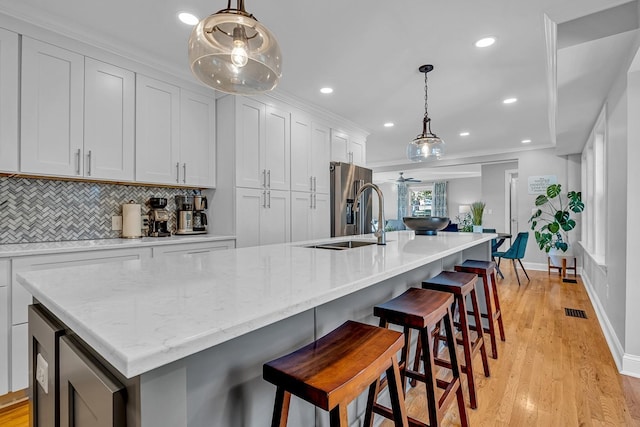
[456,292,478,409]
[387,354,410,427]
[490,269,506,342]
[420,328,439,427]
[443,307,469,427]
[271,387,291,427]
[470,288,491,377]
[329,404,348,426]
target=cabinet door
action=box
[291,191,312,242]
[235,98,265,189]
[0,287,7,395]
[350,137,366,166]
[290,113,311,193]
[311,193,331,240]
[330,130,349,163]
[235,188,263,248]
[59,337,126,427]
[180,89,215,187]
[0,28,18,173]
[311,122,331,194]
[135,74,180,184]
[261,190,290,245]
[264,105,290,191]
[11,323,28,391]
[21,37,84,177]
[84,58,135,181]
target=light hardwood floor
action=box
[1,263,639,426]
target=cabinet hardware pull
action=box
[176,162,180,183]
[76,149,81,175]
[262,169,267,188]
[87,150,92,176]
[267,191,271,208]
[262,190,266,208]
[267,170,271,188]
[314,193,317,209]
[183,163,187,184]
[313,176,317,192]
[310,194,313,209]
[310,176,313,192]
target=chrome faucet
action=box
[354,183,386,245]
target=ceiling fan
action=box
[393,172,422,183]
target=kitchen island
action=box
[18,231,494,427]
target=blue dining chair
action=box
[483,228,507,279]
[492,232,530,286]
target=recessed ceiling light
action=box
[459,132,470,136]
[384,122,394,128]
[521,139,532,144]
[178,12,199,25]
[475,37,496,48]
[503,97,518,104]
[320,87,333,94]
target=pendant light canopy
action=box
[188,0,282,95]
[407,65,445,162]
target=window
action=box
[581,105,607,263]
[410,188,433,216]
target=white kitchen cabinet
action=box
[330,129,367,166]
[152,239,235,257]
[0,28,18,173]
[230,96,290,191]
[291,114,331,195]
[291,192,330,242]
[135,74,181,185]
[20,37,84,177]
[236,188,290,248]
[180,89,216,187]
[84,58,135,181]
[0,286,8,395]
[9,248,150,391]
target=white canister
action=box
[122,201,142,238]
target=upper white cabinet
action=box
[233,96,290,191]
[0,28,18,173]
[84,58,135,181]
[135,74,181,185]
[236,187,290,248]
[21,38,136,181]
[180,89,216,187]
[20,37,84,177]
[330,129,367,166]
[291,113,330,195]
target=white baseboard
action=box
[622,354,640,378]
[581,273,626,371]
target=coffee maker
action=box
[149,197,171,237]
[175,195,194,235]
[192,195,208,234]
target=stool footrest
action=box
[372,404,428,427]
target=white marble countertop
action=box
[0,234,236,257]
[17,231,493,378]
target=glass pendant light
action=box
[188,0,282,95]
[407,65,445,161]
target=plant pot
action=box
[472,225,483,233]
[548,246,573,267]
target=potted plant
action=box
[528,184,584,258]
[470,201,485,232]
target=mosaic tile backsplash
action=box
[0,177,202,244]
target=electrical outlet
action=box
[141,215,149,231]
[36,353,49,394]
[112,215,123,231]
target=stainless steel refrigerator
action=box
[330,162,373,237]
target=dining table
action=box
[492,232,512,279]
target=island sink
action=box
[304,240,378,250]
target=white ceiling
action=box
[0,0,636,181]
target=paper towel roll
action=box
[122,201,142,238]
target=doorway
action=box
[505,169,518,236]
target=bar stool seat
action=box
[264,320,409,427]
[364,288,469,427]
[420,270,491,409]
[455,259,505,359]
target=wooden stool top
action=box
[455,259,496,275]
[263,320,403,411]
[374,288,454,329]
[422,271,477,295]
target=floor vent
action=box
[565,308,587,319]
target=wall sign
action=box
[528,175,557,195]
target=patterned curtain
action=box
[432,181,448,217]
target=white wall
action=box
[481,162,518,232]
[447,177,481,222]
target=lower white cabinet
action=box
[152,240,235,257]
[0,287,8,395]
[10,323,28,391]
[291,192,330,242]
[236,188,290,248]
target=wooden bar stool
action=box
[364,288,469,427]
[455,260,505,359]
[420,270,491,409]
[263,320,409,427]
